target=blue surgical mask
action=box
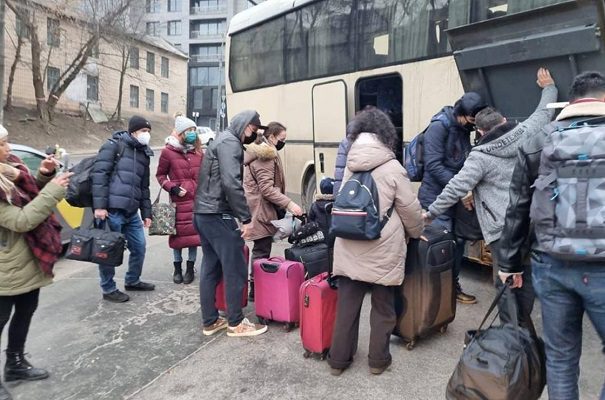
[184,131,197,144]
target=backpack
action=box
[65,139,125,208]
[404,115,450,182]
[329,170,393,240]
[530,117,605,260]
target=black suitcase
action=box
[393,225,456,349]
[285,242,332,279]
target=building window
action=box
[192,20,226,38]
[190,66,219,86]
[161,92,169,113]
[47,18,60,47]
[146,0,160,13]
[130,47,139,69]
[46,67,60,92]
[130,85,139,108]
[161,57,169,78]
[87,75,99,101]
[146,21,160,36]
[211,88,218,110]
[168,20,182,36]
[16,15,29,38]
[193,88,203,109]
[146,52,155,74]
[146,89,155,111]
[168,0,181,12]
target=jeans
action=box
[430,214,464,288]
[173,247,198,263]
[98,210,146,294]
[251,237,272,279]
[531,251,605,400]
[0,289,40,353]
[194,214,247,327]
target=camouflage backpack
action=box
[530,117,605,259]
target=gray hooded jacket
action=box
[428,84,557,244]
[194,110,255,223]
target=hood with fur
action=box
[244,142,277,166]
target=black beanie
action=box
[453,92,487,118]
[128,115,151,133]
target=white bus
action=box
[225,0,605,264]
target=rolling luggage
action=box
[299,272,338,359]
[285,242,332,279]
[215,245,249,312]
[253,257,305,330]
[394,225,456,350]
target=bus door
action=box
[310,80,348,205]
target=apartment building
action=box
[2,1,188,122]
[143,0,256,129]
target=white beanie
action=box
[175,116,196,134]
[0,125,7,140]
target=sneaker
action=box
[202,317,228,336]
[125,281,156,291]
[330,368,344,376]
[226,318,268,337]
[456,290,477,304]
[369,360,392,375]
[103,290,130,303]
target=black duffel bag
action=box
[446,283,546,400]
[454,201,483,241]
[285,242,332,279]
[66,220,126,267]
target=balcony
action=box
[190,53,223,63]
[190,4,227,17]
[190,31,223,41]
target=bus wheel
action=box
[302,174,316,212]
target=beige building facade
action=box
[3,2,188,121]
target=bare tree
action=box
[4,15,27,111]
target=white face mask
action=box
[136,131,151,146]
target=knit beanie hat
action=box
[175,116,197,134]
[128,116,151,133]
[320,177,335,195]
[453,92,487,118]
[0,125,7,140]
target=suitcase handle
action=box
[260,262,280,273]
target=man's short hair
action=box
[475,107,505,132]
[569,71,605,101]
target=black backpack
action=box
[329,170,393,240]
[65,139,125,208]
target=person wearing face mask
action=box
[91,115,155,303]
[156,115,203,285]
[242,122,303,301]
[418,91,487,305]
[194,110,268,337]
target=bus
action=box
[225,0,605,265]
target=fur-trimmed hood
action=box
[244,142,278,166]
[314,193,334,201]
[557,99,605,121]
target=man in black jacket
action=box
[194,110,268,337]
[498,71,605,400]
[91,116,155,303]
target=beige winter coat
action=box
[333,133,424,286]
[243,142,291,241]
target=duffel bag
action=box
[285,242,332,279]
[66,220,126,267]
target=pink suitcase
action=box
[299,272,338,359]
[254,256,305,331]
[215,245,249,312]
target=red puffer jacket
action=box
[156,137,203,249]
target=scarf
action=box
[0,155,62,276]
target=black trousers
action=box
[328,277,396,370]
[0,289,40,353]
[251,236,273,278]
[489,240,535,329]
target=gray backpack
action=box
[530,118,605,260]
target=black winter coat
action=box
[91,131,153,219]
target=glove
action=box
[169,186,182,196]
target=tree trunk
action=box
[5,35,23,111]
[28,24,50,122]
[111,47,128,121]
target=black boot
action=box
[173,262,183,284]
[183,261,195,284]
[0,380,12,400]
[4,352,49,382]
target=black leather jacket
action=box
[498,108,604,273]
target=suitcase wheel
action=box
[257,316,269,325]
[439,324,448,334]
[284,322,297,332]
[303,350,311,359]
[406,341,416,351]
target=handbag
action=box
[65,220,126,267]
[149,189,177,236]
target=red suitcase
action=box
[254,256,305,331]
[299,272,338,359]
[215,245,249,312]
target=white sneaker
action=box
[227,318,268,337]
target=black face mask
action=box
[464,122,476,131]
[275,140,285,151]
[243,131,257,145]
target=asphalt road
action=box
[2,151,603,400]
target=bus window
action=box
[470,0,569,23]
[356,74,403,162]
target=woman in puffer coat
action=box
[0,125,72,400]
[328,108,424,377]
[156,116,203,284]
[243,122,303,300]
